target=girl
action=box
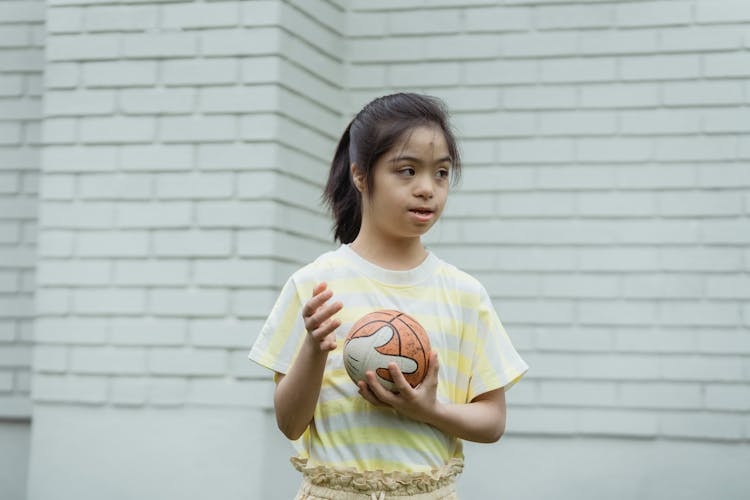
[249,93,528,499]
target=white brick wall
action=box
[348,0,750,443]
[33,0,343,418]
[0,0,43,419]
[11,0,750,498]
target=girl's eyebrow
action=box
[389,154,453,165]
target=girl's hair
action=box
[323,92,462,244]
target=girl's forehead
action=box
[392,126,449,155]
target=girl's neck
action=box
[348,235,428,271]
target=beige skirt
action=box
[291,457,463,500]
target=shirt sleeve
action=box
[248,275,307,376]
[467,284,529,401]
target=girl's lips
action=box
[409,209,434,222]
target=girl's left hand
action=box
[357,351,440,423]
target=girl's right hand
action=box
[301,282,343,353]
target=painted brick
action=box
[189,377,271,408]
[201,27,282,56]
[34,317,107,345]
[392,63,462,89]
[83,61,158,87]
[148,348,226,376]
[46,7,83,33]
[541,58,616,83]
[503,31,577,58]
[660,411,744,440]
[578,408,658,437]
[84,5,158,32]
[199,85,278,113]
[153,230,232,257]
[149,289,227,317]
[579,29,659,56]
[36,230,73,257]
[544,111,618,136]
[162,1,240,29]
[695,0,750,24]
[534,327,612,352]
[75,230,149,257]
[110,376,147,406]
[620,109,702,135]
[80,116,156,144]
[40,202,115,229]
[36,260,110,286]
[663,81,745,106]
[502,86,574,110]
[160,115,236,143]
[70,346,146,375]
[119,145,193,171]
[148,377,188,406]
[32,345,67,372]
[47,34,120,61]
[0,345,31,367]
[113,260,189,287]
[191,318,260,349]
[121,32,198,59]
[615,1,692,28]
[660,26,745,52]
[115,202,192,228]
[194,259,277,287]
[577,137,653,163]
[40,118,77,144]
[232,289,278,318]
[163,58,238,85]
[704,52,750,77]
[32,374,108,404]
[705,384,750,411]
[119,88,195,115]
[698,330,750,355]
[242,0,282,26]
[39,175,73,200]
[346,11,387,37]
[45,89,116,116]
[79,173,151,200]
[73,288,146,315]
[42,145,118,172]
[702,219,750,244]
[539,380,617,407]
[621,55,701,81]
[156,172,233,200]
[110,318,187,347]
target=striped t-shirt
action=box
[249,244,528,473]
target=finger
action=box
[387,362,412,393]
[301,288,333,319]
[310,317,341,346]
[357,381,386,407]
[305,300,343,333]
[366,370,396,403]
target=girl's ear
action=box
[351,163,365,193]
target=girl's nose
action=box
[413,176,434,199]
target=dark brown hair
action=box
[322,93,461,244]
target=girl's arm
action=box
[274,283,342,440]
[357,352,507,443]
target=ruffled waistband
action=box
[291,456,464,496]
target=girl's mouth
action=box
[409,208,434,222]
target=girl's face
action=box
[354,125,452,244]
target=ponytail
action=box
[323,120,361,244]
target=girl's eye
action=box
[437,169,449,179]
[399,167,415,176]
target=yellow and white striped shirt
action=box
[249,244,528,473]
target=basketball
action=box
[343,309,431,392]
